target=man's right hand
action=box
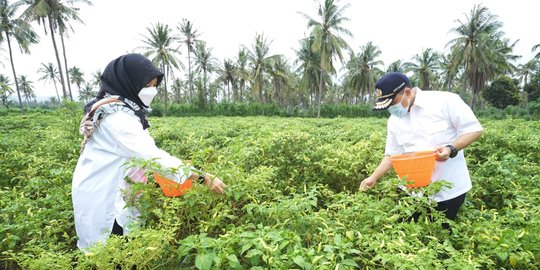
[359,176,378,191]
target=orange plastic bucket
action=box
[153,173,192,197]
[390,151,436,188]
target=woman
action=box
[72,53,226,250]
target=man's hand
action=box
[435,145,451,161]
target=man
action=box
[360,72,483,221]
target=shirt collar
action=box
[411,87,427,109]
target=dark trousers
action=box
[111,219,124,236]
[407,192,467,231]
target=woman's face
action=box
[146,78,158,88]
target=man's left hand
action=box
[435,146,451,161]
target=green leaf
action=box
[195,253,214,270]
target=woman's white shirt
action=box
[72,110,189,249]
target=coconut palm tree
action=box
[386,60,406,73]
[1,0,39,112]
[235,48,250,102]
[267,55,292,106]
[532,43,540,59]
[38,62,61,102]
[294,36,320,107]
[193,40,217,105]
[246,33,278,104]
[301,0,352,117]
[170,78,185,103]
[0,74,13,110]
[516,59,539,87]
[18,75,35,104]
[447,4,510,109]
[68,66,85,98]
[343,41,383,104]
[55,0,92,101]
[90,69,101,87]
[405,48,441,90]
[217,59,236,102]
[78,83,95,103]
[18,0,67,99]
[139,22,183,115]
[178,18,199,101]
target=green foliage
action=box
[483,76,521,109]
[149,102,388,118]
[524,69,540,102]
[1,111,539,269]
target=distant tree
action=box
[1,0,39,111]
[68,66,85,98]
[533,43,540,59]
[170,78,185,103]
[0,74,13,110]
[217,59,236,102]
[344,41,383,103]
[78,83,96,103]
[301,0,352,117]
[38,62,61,101]
[18,75,35,104]
[405,48,440,90]
[178,19,199,101]
[91,69,101,87]
[140,22,183,115]
[193,40,217,105]
[267,55,292,106]
[483,76,520,109]
[386,60,406,73]
[294,36,320,107]
[246,33,277,104]
[235,48,250,102]
[447,4,513,109]
[55,0,92,101]
[524,69,540,102]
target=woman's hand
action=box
[359,176,378,191]
[204,175,226,195]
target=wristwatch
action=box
[446,144,458,158]
[196,174,206,184]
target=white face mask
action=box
[388,92,410,118]
[138,86,157,106]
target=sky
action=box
[1,0,539,100]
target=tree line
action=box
[1,0,540,116]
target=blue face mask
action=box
[388,93,410,118]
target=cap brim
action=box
[372,97,394,111]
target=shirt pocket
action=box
[425,120,452,145]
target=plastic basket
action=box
[390,151,436,188]
[153,173,192,197]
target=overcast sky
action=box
[1,0,539,99]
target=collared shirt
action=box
[385,88,483,202]
[72,109,190,250]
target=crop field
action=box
[1,105,539,269]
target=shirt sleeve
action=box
[446,93,484,136]
[384,117,401,156]
[100,111,191,181]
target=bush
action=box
[483,76,521,109]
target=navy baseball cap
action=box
[373,72,410,110]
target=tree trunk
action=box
[188,50,193,101]
[317,69,324,118]
[5,33,24,113]
[60,30,73,101]
[53,80,61,103]
[48,16,68,100]
[258,74,264,103]
[162,63,168,116]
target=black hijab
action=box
[84,53,164,129]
